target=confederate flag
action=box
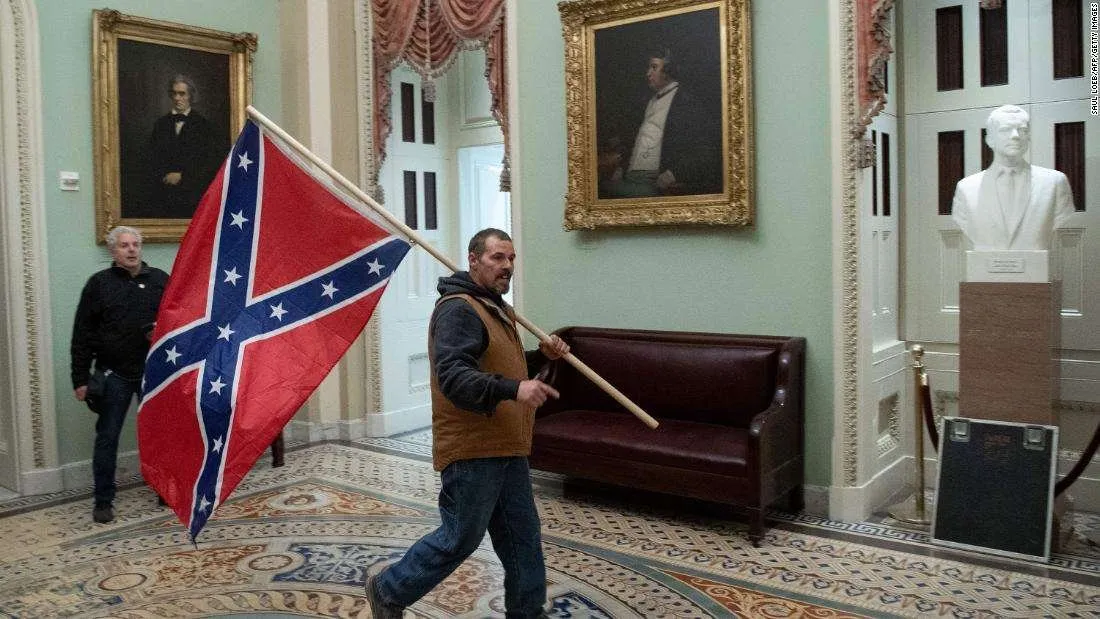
[138,119,411,541]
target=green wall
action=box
[513,1,834,485]
[37,0,282,464]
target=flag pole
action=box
[246,106,659,429]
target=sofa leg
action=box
[747,507,764,547]
[785,486,804,513]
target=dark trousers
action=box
[376,456,546,618]
[93,372,140,506]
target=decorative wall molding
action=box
[876,393,900,457]
[356,0,385,416]
[2,0,56,482]
[839,0,862,486]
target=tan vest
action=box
[430,293,533,471]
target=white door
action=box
[375,67,454,433]
[458,143,512,301]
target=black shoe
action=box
[92,504,114,523]
[365,573,404,618]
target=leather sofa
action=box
[530,326,806,546]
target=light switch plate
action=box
[59,171,79,191]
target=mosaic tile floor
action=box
[0,431,1098,618]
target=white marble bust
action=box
[951,105,1075,251]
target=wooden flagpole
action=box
[246,106,659,429]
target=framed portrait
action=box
[559,0,753,229]
[92,9,256,243]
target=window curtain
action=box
[371,0,509,192]
[856,0,894,132]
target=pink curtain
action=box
[855,0,894,135]
[371,0,509,192]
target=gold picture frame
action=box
[559,0,753,229]
[92,9,255,243]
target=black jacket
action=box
[145,110,224,218]
[430,272,546,415]
[70,262,168,387]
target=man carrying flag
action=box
[367,228,569,619]
[138,119,411,540]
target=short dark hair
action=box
[650,49,677,80]
[468,228,512,256]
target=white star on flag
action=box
[229,211,249,229]
[209,377,227,395]
[217,324,236,341]
[321,281,338,299]
[165,346,181,365]
[199,496,211,513]
[212,436,224,453]
[223,267,242,286]
[237,152,253,171]
[269,303,287,321]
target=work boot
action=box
[92,503,114,523]
[365,571,404,618]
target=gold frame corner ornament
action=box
[559,0,753,230]
[91,8,255,244]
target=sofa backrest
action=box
[541,326,799,427]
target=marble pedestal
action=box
[958,282,1060,426]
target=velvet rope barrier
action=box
[1056,419,1100,496]
[920,377,939,452]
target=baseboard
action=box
[828,456,909,522]
[801,484,829,516]
[282,407,430,444]
[60,448,142,494]
[19,465,64,496]
[364,404,430,437]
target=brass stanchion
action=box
[889,345,932,526]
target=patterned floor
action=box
[1,431,1098,618]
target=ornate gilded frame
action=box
[559,0,752,229]
[91,9,255,243]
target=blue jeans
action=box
[92,371,139,506]
[376,456,546,618]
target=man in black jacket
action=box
[71,226,168,523]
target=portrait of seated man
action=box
[951,104,1076,251]
[597,49,723,199]
[143,74,225,219]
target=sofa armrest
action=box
[747,341,805,500]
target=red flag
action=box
[138,120,411,540]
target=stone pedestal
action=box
[958,282,1060,425]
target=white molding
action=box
[1,0,57,495]
[829,455,908,522]
[504,0,523,314]
[18,465,62,496]
[285,407,429,443]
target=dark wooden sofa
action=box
[530,326,806,546]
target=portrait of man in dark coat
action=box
[143,74,224,219]
[593,8,724,199]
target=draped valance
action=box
[855,0,894,134]
[371,0,509,191]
